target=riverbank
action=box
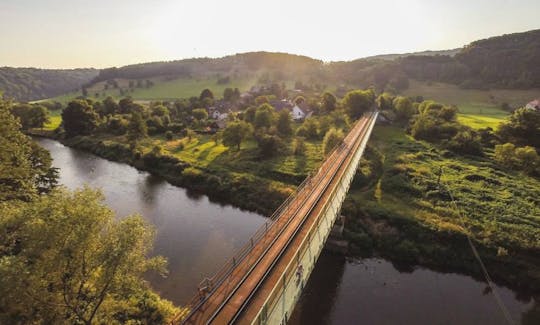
[30,128,540,297]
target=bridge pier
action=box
[325,215,349,254]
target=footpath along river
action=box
[37,137,538,324]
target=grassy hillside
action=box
[402,80,540,129]
[345,125,540,289]
[46,76,259,103]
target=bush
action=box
[322,128,344,155]
[165,131,173,140]
[293,137,306,156]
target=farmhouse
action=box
[525,99,540,111]
[291,104,309,121]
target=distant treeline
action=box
[0,68,98,101]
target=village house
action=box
[291,104,311,121]
[525,99,540,111]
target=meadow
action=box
[43,76,258,104]
[402,80,540,129]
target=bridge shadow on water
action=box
[288,250,346,325]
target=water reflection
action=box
[35,138,266,304]
[290,251,538,325]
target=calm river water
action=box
[36,138,538,325]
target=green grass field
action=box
[43,76,258,104]
[402,80,540,129]
[43,109,62,131]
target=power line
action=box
[441,181,515,325]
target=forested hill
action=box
[90,52,323,84]
[331,29,540,90]
[2,29,539,102]
[0,68,98,101]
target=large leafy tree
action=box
[11,103,49,130]
[254,104,275,130]
[342,89,375,119]
[276,110,293,136]
[0,187,178,324]
[0,100,57,201]
[392,96,416,122]
[322,128,344,155]
[497,108,540,148]
[320,92,337,113]
[127,112,148,141]
[222,121,252,150]
[62,100,99,137]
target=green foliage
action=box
[127,112,148,141]
[222,120,253,150]
[199,88,214,101]
[296,118,319,139]
[320,92,337,112]
[192,108,208,121]
[0,187,178,324]
[0,67,97,101]
[444,128,483,156]
[62,100,100,137]
[322,128,344,155]
[392,96,416,122]
[496,108,540,148]
[410,100,461,142]
[495,143,540,175]
[255,133,286,158]
[276,110,293,136]
[0,100,57,201]
[107,115,129,135]
[342,89,375,118]
[10,103,49,130]
[293,137,307,156]
[254,104,275,129]
[376,92,395,111]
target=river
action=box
[36,138,538,325]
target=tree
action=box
[222,121,252,150]
[0,100,58,201]
[494,143,516,167]
[376,93,395,111]
[0,187,178,324]
[321,92,337,113]
[254,104,275,129]
[199,88,214,101]
[392,96,416,122]
[515,146,540,174]
[127,112,148,141]
[276,110,293,136]
[497,108,540,148]
[296,118,319,139]
[293,137,306,156]
[342,89,375,119]
[244,107,257,124]
[101,96,119,116]
[62,100,99,137]
[256,134,285,158]
[322,128,344,155]
[192,108,208,121]
[223,88,234,101]
[11,104,49,130]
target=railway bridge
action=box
[177,112,378,325]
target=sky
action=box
[1,0,539,69]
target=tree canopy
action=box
[62,100,100,137]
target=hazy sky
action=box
[1,0,539,68]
